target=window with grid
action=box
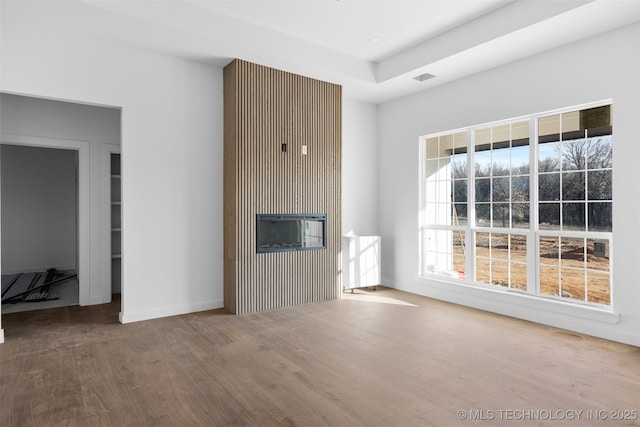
[419,103,612,306]
[536,106,612,304]
[472,121,530,290]
[421,132,468,279]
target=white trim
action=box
[422,275,620,322]
[119,300,224,324]
[0,133,91,305]
[0,328,4,344]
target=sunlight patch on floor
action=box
[341,289,418,307]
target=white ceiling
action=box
[190,0,510,62]
[4,0,640,103]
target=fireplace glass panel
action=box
[257,214,327,253]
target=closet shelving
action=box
[111,153,122,292]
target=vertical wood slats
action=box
[224,59,342,314]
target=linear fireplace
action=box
[256,214,327,253]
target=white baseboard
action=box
[0,328,4,343]
[119,299,224,324]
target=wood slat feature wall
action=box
[223,59,342,314]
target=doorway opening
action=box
[0,93,122,325]
[1,144,80,313]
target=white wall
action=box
[0,3,224,328]
[378,23,640,346]
[342,99,379,236]
[1,144,78,274]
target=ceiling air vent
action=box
[414,72,435,82]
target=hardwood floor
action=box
[1,288,639,426]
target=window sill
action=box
[418,274,621,325]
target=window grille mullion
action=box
[530,116,539,295]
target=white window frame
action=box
[419,101,613,308]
